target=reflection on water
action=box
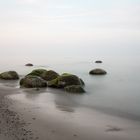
[52,90,79,113]
[56,105,74,112]
[0,79,19,88]
[21,88,47,99]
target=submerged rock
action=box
[27,69,47,77]
[95,60,102,63]
[20,75,47,88]
[0,71,19,80]
[25,63,33,66]
[42,70,59,81]
[65,85,85,93]
[89,68,107,75]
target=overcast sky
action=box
[0,0,140,57]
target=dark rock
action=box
[0,71,19,80]
[57,74,84,88]
[48,73,85,88]
[95,60,102,63]
[25,63,33,66]
[89,68,107,75]
[27,69,47,77]
[41,70,59,81]
[20,75,47,88]
[65,85,85,93]
[47,78,58,88]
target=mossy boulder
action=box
[47,78,58,88]
[89,68,107,75]
[57,74,84,88]
[65,85,85,93]
[20,75,47,88]
[27,69,47,77]
[48,73,84,88]
[25,63,33,66]
[0,71,19,80]
[42,70,59,81]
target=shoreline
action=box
[0,85,140,140]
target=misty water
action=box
[1,55,140,122]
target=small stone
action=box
[25,63,33,66]
[89,68,107,75]
[95,60,102,63]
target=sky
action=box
[0,0,140,57]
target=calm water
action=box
[1,56,140,121]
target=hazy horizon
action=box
[0,0,140,58]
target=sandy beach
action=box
[0,85,39,140]
[0,83,140,140]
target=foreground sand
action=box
[0,86,39,140]
[0,85,140,140]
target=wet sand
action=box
[0,86,39,140]
[0,85,140,140]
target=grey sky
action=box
[0,0,140,57]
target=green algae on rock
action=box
[27,69,47,77]
[48,73,84,88]
[64,85,85,93]
[0,71,19,80]
[41,70,59,81]
[20,75,47,88]
[57,74,83,88]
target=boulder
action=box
[64,85,85,93]
[0,71,19,80]
[47,78,58,88]
[48,73,84,88]
[25,63,33,66]
[27,69,47,77]
[20,75,47,88]
[57,74,84,88]
[42,70,59,81]
[89,68,107,75]
[95,60,102,63]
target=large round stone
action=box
[41,70,59,81]
[48,73,84,88]
[27,69,47,77]
[0,71,19,80]
[20,75,47,88]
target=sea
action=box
[0,55,140,121]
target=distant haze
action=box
[0,0,140,58]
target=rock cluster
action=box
[0,63,107,93]
[20,69,85,93]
